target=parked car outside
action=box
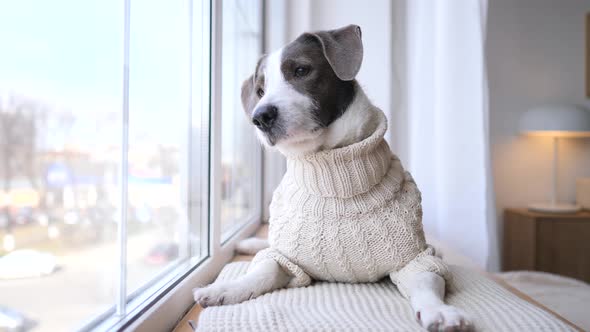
[0,250,57,280]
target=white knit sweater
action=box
[251,110,449,297]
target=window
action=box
[220,0,264,239]
[0,0,214,330]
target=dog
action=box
[194,25,472,332]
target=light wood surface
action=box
[174,223,582,331]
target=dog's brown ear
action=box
[241,55,267,115]
[306,24,363,81]
[241,74,256,115]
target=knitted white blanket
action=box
[195,262,575,332]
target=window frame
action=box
[83,0,266,330]
[218,0,265,243]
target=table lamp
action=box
[519,104,590,213]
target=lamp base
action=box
[528,202,581,214]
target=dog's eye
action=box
[294,66,310,78]
[256,88,265,98]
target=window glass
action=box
[0,0,209,330]
[126,0,193,296]
[221,0,263,238]
[0,1,123,330]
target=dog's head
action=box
[241,24,363,155]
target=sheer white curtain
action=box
[392,0,498,270]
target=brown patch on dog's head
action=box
[240,25,364,153]
[280,24,363,127]
[241,55,267,116]
[302,24,363,81]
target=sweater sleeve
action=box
[249,248,312,288]
[389,245,451,298]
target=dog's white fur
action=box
[257,49,323,155]
[194,46,472,331]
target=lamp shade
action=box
[519,104,590,137]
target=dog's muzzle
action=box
[252,105,278,133]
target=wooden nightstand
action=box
[503,208,590,283]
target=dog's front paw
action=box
[193,282,255,308]
[416,304,473,332]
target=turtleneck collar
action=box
[285,110,393,198]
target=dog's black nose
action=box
[252,105,278,132]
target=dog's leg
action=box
[235,238,269,255]
[407,272,472,332]
[193,258,290,307]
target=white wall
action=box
[488,0,590,258]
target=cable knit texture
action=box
[250,110,449,297]
[196,262,575,332]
